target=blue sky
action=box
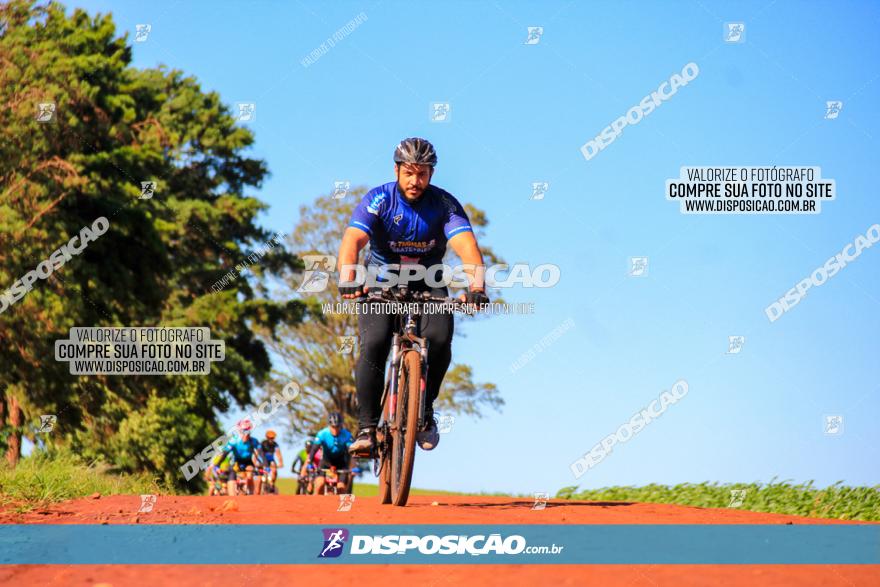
[73,0,879,494]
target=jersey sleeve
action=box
[348,191,387,236]
[211,450,226,465]
[441,193,473,239]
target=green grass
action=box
[556,480,880,521]
[0,448,166,512]
[6,452,875,523]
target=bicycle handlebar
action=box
[350,287,480,312]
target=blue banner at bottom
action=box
[1,524,878,564]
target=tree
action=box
[256,188,504,442]
[0,0,301,487]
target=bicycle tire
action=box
[390,349,421,506]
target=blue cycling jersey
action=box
[313,427,353,458]
[223,436,261,463]
[348,182,473,269]
[261,439,278,463]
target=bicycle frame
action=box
[260,466,276,493]
[297,468,318,494]
[235,476,251,496]
[233,462,258,495]
[361,287,472,487]
[321,468,352,493]
[384,309,430,430]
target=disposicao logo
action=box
[318,528,349,558]
[316,530,563,557]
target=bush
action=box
[0,446,167,510]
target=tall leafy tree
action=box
[0,0,300,487]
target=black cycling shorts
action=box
[226,460,255,481]
[318,451,350,473]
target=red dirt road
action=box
[2,494,878,586]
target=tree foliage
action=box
[0,0,300,488]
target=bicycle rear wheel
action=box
[390,350,421,506]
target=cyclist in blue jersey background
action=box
[308,412,354,494]
[338,137,490,455]
[218,419,265,495]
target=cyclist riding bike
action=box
[293,438,323,494]
[308,412,354,494]
[218,419,265,496]
[260,429,283,488]
[339,137,489,455]
[206,451,232,496]
[292,439,310,474]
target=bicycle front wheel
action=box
[378,398,392,504]
[390,350,421,506]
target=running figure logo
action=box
[727,335,745,354]
[437,414,455,433]
[823,415,844,435]
[628,257,648,277]
[140,181,155,200]
[236,103,256,122]
[532,492,549,510]
[38,415,57,433]
[337,335,357,355]
[430,102,451,123]
[824,101,843,119]
[524,26,543,45]
[530,182,549,200]
[36,103,56,122]
[318,528,350,558]
[135,24,151,42]
[138,494,157,513]
[333,181,351,199]
[337,494,355,512]
[724,22,745,43]
[728,489,746,508]
[298,255,335,293]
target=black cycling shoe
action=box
[417,416,439,451]
[349,428,375,455]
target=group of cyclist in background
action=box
[205,412,360,496]
[204,419,282,496]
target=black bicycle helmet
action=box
[328,412,343,427]
[393,137,437,167]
